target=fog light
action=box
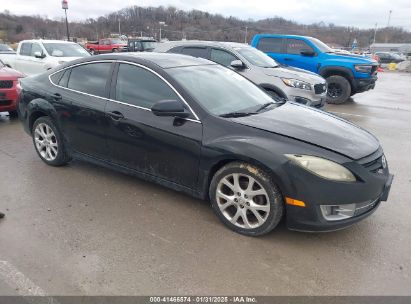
[320,204,356,221]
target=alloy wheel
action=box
[327,83,343,98]
[216,173,270,229]
[34,123,58,161]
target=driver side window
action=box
[30,43,44,57]
[210,49,238,67]
[286,39,313,55]
[115,63,180,109]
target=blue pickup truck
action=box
[251,34,378,104]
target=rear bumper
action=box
[353,75,377,93]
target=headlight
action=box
[354,64,373,73]
[285,154,356,182]
[281,78,312,90]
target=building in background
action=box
[370,43,411,56]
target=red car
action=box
[85,38,128,55]
[0,60,25,117]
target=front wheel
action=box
[32,117,71,166]
[209,162,284,236]
[326,75,351,104]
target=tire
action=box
[112,48,119,53]
[89,49,96,55]
[326,75,351,104]
[209,162,284,236]
[32,116,71,166]
[8,110,18,118]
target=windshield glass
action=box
[0,44,14,52]
[168,65,276,116]
[142,41,157,49]
[43,43,91,57]
[307,37,334,53]
[111,39,126,44]
[235,47,278,68]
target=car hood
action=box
[262,66,325,84]
[325,52,378,65]
[232,102,379,160]
[0,66,25,79]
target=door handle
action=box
[52,93,62,100]
[108,111,124,120]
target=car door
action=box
[254,37,285,63]
[50,61,114,159]
[15,42,34,74]
[105,62,202,189]
[284,38,319,72]
[27,42,47,75]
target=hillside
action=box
[1,6,411,48]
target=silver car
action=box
[154,41,327,108]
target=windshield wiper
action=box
[220,111,257,118]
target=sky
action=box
[3,0,411,30]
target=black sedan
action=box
[18,53,393,235]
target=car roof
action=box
[20,39,77,44]
[91,52,216,69]
[154,40,251,52]
[253,34,314,40]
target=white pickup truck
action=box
[0,40,90,76]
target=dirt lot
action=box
[0,72,410,296]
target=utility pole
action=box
[61,0,70,41]
[118,15,121,37]
[387,10,392,27]
[244,26,248,44]
[373,23,378,44]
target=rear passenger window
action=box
[50,71,64,84]
[286,39,314,55]
[181,47,208,58]
[256,38,283,53]
[58,69,71,87]
[115,63,179,108]
[20,43,32,56]
[210,49,238,67]
[67,63,111,97]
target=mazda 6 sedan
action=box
[18,53,393,235]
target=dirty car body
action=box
[18,53,393,233]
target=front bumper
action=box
[352,75,377,93]
[283,150,393,232]
[0,82,19,112]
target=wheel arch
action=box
[27,99,58,134]
[319,66,354,88]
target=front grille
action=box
[0,80,13,89]
[314,83,326,94]
[362,155,384,173]
[0,100,12,106]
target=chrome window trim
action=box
[48,59,201,123]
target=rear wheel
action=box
[32,117,71,166]
[209,162,284,236]
[112,48,119,53]
[326,75,351,104]
[89,49,96,55]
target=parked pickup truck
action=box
[85,38,128,55]
[251,34,379,104]
[0,40,90,76]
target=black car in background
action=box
[127,38,157,52]
[375,52,405,64]
[18,53,393,235]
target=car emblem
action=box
[381,155,387,169]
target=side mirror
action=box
[300,50,316,57]
[230,60,245,69]
[151,100,190,118]
[34,51,45,59]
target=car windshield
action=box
[111,39,126,44]
[168,64,278,116]
[142,41,157,49]
[43,43,91,57]
[235,47,278,68]
[0,44,14,52]
[307,37,334,53]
